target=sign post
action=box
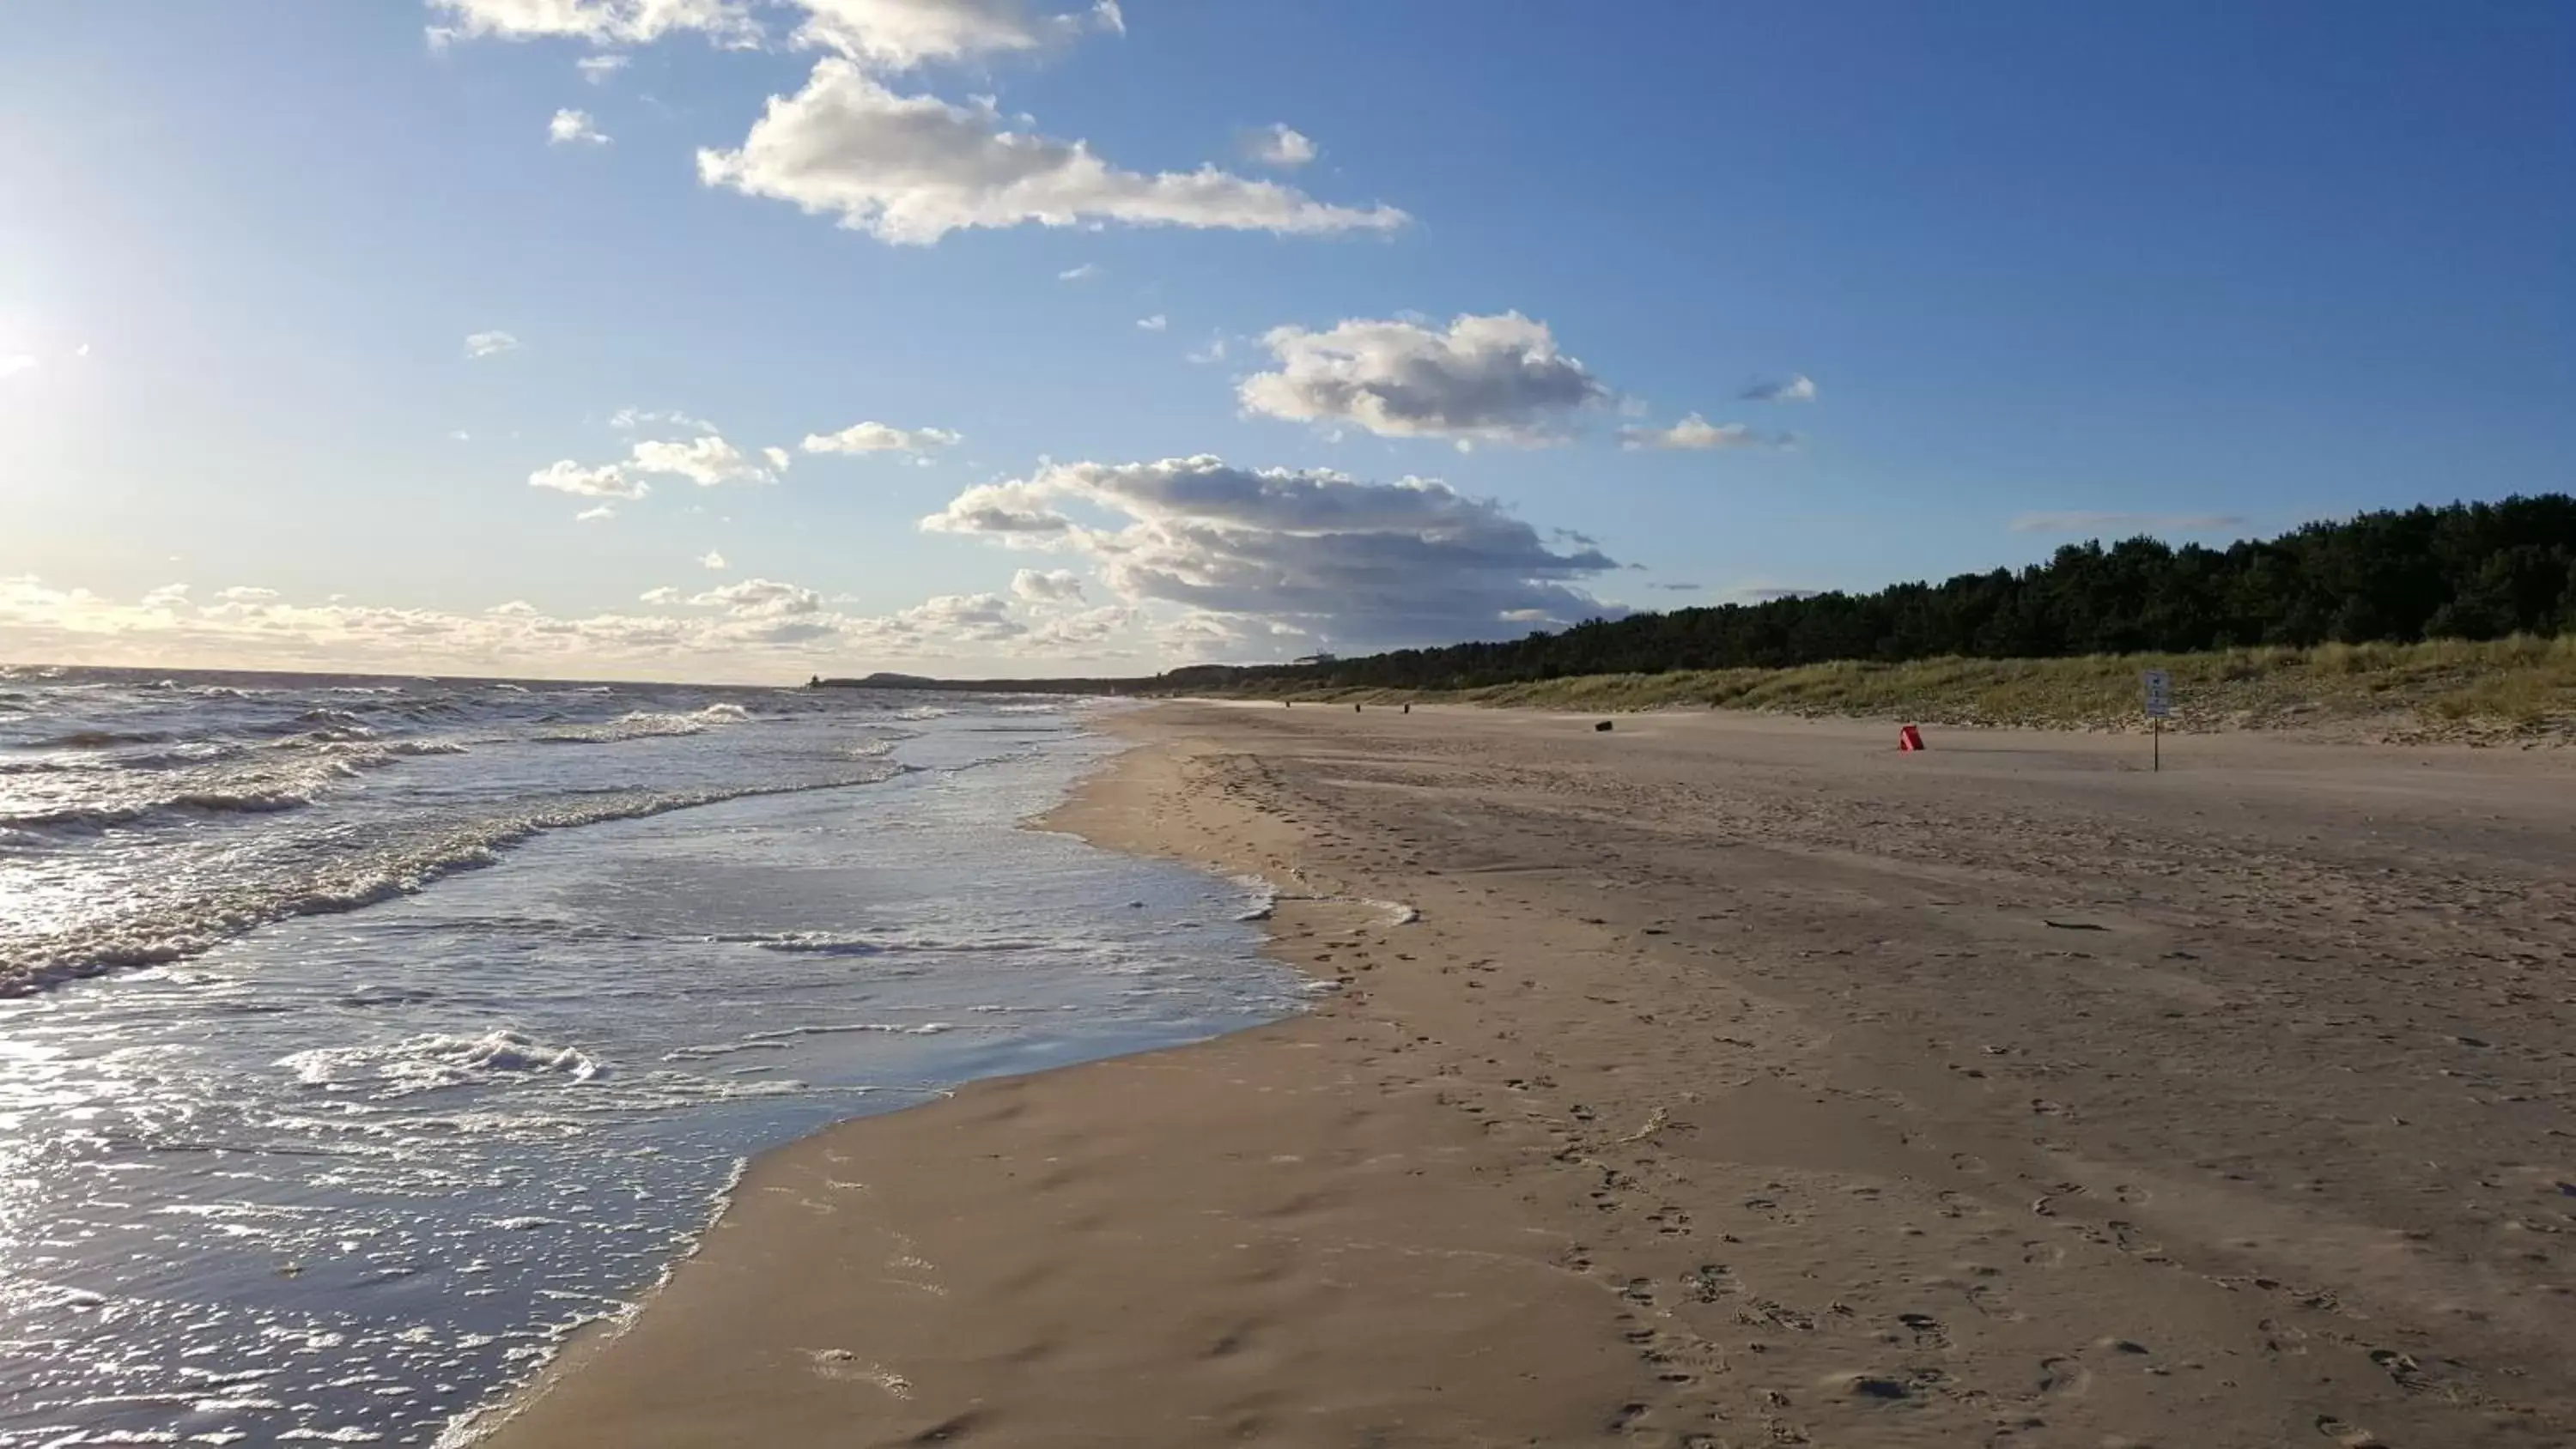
[2142,668,2172,772]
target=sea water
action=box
[0,667,1298,1446]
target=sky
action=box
[1,0,2568,683]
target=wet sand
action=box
[482,703,2576,1448]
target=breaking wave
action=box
[2,768,901,995]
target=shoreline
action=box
[477,701,2576,1448]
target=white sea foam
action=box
[279,1030,602,1097]
[533,703,754,744]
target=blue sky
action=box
[2,0,2567,682]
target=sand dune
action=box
[483,705,2576,1448]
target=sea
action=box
[0,664,1302,1447]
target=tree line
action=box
[1161,494,2576,694]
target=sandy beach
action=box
[482,703,2576,1448]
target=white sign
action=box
[2142,668,2172,718]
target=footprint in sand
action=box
[2037,1355,2090,1397]
[1898,1312,1951,1350]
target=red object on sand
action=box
[1898,724,1926,752]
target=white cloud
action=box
[576,504,618,521]
[465,330,522,359]
[1027,603,1127,647]
[1135,313,1167,331]
[690,578,823,616]
[919,479,1072,537]
[1186,335,1228,366]
[549,107,612,145]
[2009,512,2248,536]
[1239,312,1607,446]
[1617,415,1793,452]
[1056,262,1099,282]
[762,445,793,470]
[576,52,631,82]
[697,59,1408,246]
[629,434,775,485]
[801,420,961,455]
[885,591,1025,641]
[216,585,279,603]
[1243,123,1316,168]
[641,585,683,603]
[920,453,1623,650]
[530,459,648,498]
[789,0,1122,70]
[0,572,1089,678]
[1741,374,1818,403]
[427,0,761,47]
[1,355,37,379]
[699,550,728,568]
[1009,567,1085,603]
[611,406,717,431]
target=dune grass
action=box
[1255,635,2576,739]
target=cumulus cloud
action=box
[2009,512,2248,536]
[920,453,1622,650]
[0,354,36,379]
[576,52,630,82]
[888,591,1025,641]
[629,434,775,485]
[920,480,1072,537]
[789,0,1123,70]
[802,421,962,456]
[640,585,683,603]
[576,504,618,521]
[1135,313,1167,331]
[690,578,823,616]
[1243,124,1316,168]
[1617,415,1793,451]
[1740,374,1818,403]
[465,330,522,358]
[697,59,1407,246]
[548,108,611,145]
[700,550,728,568]
[139,584,191,609]
[1009,567,1085,603]
[1028,603,1127,647]
[530,459,648,498]
[217,585,278,603]
[1239,312,1607,446]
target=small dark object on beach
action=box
[1354,704,1362,712]
[1402,703,1410,714]
[1595,720,1614,732]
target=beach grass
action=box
[1244,635,2576,739]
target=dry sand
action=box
[482,704,2576,1448]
